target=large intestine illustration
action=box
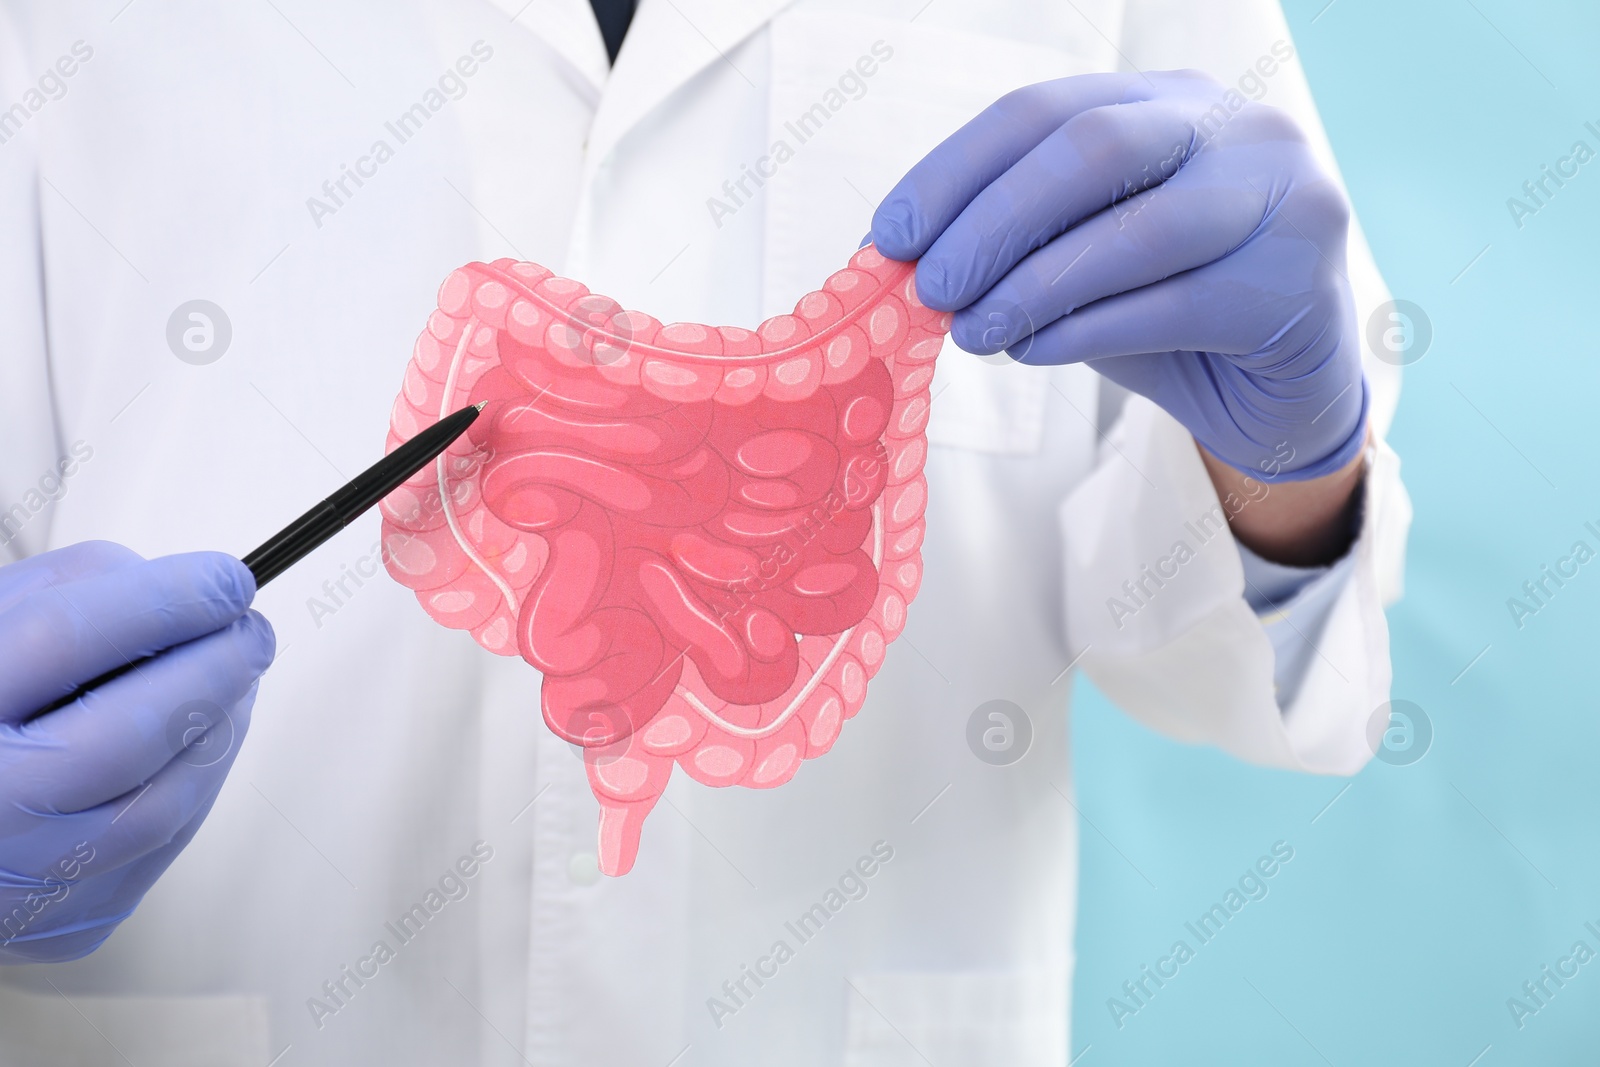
[381,244,949,875]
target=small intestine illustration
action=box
[381,244,949,875]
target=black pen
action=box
[38,402,484,715]
[242,401,484,585]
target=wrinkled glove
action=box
[0,542,274,963]
[872,69,1368,481]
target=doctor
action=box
[0,0,1407,1064]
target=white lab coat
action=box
[0,0,1409,1064]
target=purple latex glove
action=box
[872,70,1368,481]
[0,542,274,963]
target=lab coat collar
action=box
[490,0,794,169]
[587,0,795,167]
[487,0,611,97]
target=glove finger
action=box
[0,788,226,963]
[14,615,271,813]
[916,99,1201,311]
[1001,265,1235,366]
[1002,271,1367,477]
[949,174,1267,356]
[1004,247,1335,366]
[870,72,1158,262]
[31,692,253,881]
[0,541,144,613]
[0,551,258,721]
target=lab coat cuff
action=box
[1239,542,1355,709]
[1061,395,1410,776]
[1237,542,1331,613]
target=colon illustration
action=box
[382,244,949,874]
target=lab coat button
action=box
[568,851,602,886]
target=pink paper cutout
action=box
[382,245,949,874]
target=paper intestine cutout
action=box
[382,244,949,875]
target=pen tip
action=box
[473,401,487,412]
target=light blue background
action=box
[1070,1,1600,1063]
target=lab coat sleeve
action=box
[1058,0,1412,776]
[0,8,61,565]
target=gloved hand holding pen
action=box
[0,405,474,963]
[0,542,274,964]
